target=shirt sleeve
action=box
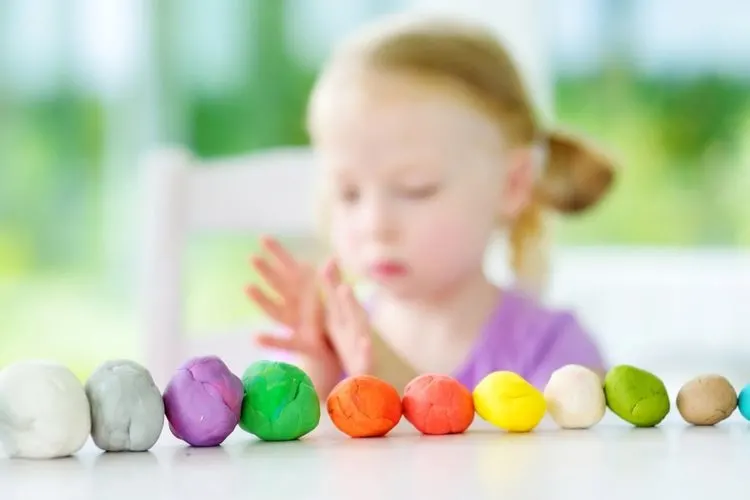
[521,311,607,390]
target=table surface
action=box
[2,409,749,500]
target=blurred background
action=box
[1,0,749,385]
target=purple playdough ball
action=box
[163,355,244,447]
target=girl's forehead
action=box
[313,77,505,173]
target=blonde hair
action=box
[307,16,616,293]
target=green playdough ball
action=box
[604,365,670,427]
[239,360,320,441]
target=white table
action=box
[3,409,749,500]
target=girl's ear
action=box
[497,147,536,222]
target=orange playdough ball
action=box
[326,375,402,438]
[402,374,474,435]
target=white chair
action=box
[137,145,323,389]
[542,246,750,393]
[137,144,750,393]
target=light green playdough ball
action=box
[239,360,320,441]
[603,365,670,427]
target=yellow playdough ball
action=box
[473,371,546,432]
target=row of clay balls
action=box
[330,364,749,435]
[0,356,325,459]
[479,364,745,430]
[1,356,749,459]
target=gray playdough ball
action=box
[85,359,165,452]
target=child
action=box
[245,15,616,399]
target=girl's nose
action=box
[364,195,398,243]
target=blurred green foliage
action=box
[4,72,750,278]
[554,74,750,245]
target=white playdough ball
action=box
[543,364,606,429]
[0,360,91,459]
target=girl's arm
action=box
[296,350,344,401]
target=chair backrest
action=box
[138,145,321,388]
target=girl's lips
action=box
[369,260,408,278]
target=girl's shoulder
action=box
[455,287,606,389]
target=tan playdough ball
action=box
[544,364,606,429]
[676,374,737,426]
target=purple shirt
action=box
[451,288,606,390]
[266,287,606,392]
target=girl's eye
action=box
[401,184,440,199]
[340,185,360,203]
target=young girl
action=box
[245,15,616,399]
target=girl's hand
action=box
[321,260,372,376]
[246,236,329,357]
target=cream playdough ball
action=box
[543,364,606,429]
[0,360,91,459]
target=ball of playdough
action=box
[472,371,546,432]
[85,359,165,451]
[327,375,402,438]
[603,365,670,427]
[402,374,474,435]
[738,384,750,421]
[163,355,243,447]
[238,360,320,441]
[676,374,737,426]
[543,364,606,429]
[0,360,91,459]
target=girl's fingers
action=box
[347,285,369,324]
[320,259,344,309]
[298,272,323,339]
[255,331,320,356]
[260,236,300,274]
[250,256,292,296]
[321,286,349,359]
[326,259,343,288]
[254,332,300,352]
[336,284,356,328]
[245,285,290,325]
[339,284,369,339]
[320,262,340,320]
[351,330,372,375]
[323,282,342,331]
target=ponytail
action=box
[509,130,616,296]
[509,200,550,297]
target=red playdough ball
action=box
[326,375,402,438]
[402,374,475,435]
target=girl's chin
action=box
[368,278,438,301]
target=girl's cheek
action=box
[331,221,364,271]
[412,213,489,269]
